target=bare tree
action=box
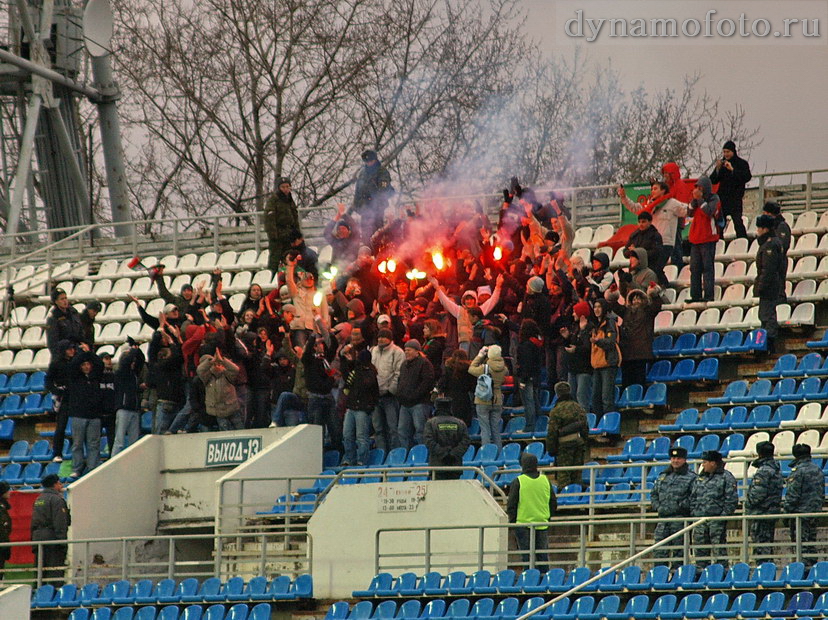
[111,0,526,220]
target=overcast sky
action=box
[522,0,828,177]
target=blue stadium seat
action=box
[707,330,743,355]
[227,604,253,620]
[550,566,591,592]
[581,596,619,620]
[524,568,563,593]
[653,334,673,357]
[524,442,553,466]
[669,332,697,356]
[692,564,725,590]
[668,359,695,382]
[485,598,517,620]
[660,408,698,432]
[420,600,447,619]
[7,372,28,393]
[617,385,643,409]
[22,462,42,485]
[348,601,375,620]
[685,593,729,619]
[376,572,417,597]
[1,394,24,416]
[714,592,756,619]
[661,594,703,620]
[158,577,198,603]
[719,433,745,456]
[647,360,672,382]
[629,565,668,591]
[694,358,719,381]
[179,607,203,620]
[780,562,806,587]
[372,600,399,620]
[180,576,221,603]
[759,354,798,378]
[266,575,295,599]
[689,434,720,458]
[607,594,652,620]
[557,595,593,620]
[709,380,749,405]
[686,408,723,431]
[783,353,823,378]
[0,418,13,441]
[757,378,796,403]
[28,370,46,392]
[594,412,620,436]
[708,562,749,589]
[782,377,823,402]
[156,608,179,620]
[752,562,782,588]
[691,331,720,356]
[606,436,646,462]
[396,600,422,620]
[713,406,748,430]
[500,568,540,594]
[78,583,102,605]
[2,463,23,485]
[297,470,335,495]
[731,328,767,354]
[639,383,667,406]
[461,599,493,620]
[112,608,135,620]
[444,599,470,620]
[114,579,153,605]
[250,604,273,620]
[32,584,57,608]
[730,379,772,404]
[497,443,521,467]
[323,450,341,468]
[639,594,676,620]
[68,610,91,620]
[23,393,43,415]
[638,437,670,461]
[136,579,176,604]
[773,592,814,618]
[0,375,8,394]
[795,561,828,587]
[807,330,828,349]
[799,592,828,616]
[600,565,640,592]
[456,570,490,595]
[400,572,441,597]
[503,417,525,439]
[513,597,547,620]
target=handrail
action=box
[515,517,710,620]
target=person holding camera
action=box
[710,140,752,239]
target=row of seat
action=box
[663,280,828,312]
[710,377,828,406]
[354,562,828,600]
[0,370,45,394]
[63,604,270,620]
[616,383,668,409]
[32,575,312,608]
[659,404,813,433]
[608,433,746,463]
[0,391,53,417]
[762,353,828,379]
[331,592,822,620]
[655,304,814,335]
[645,358,719,383]
[0,460,63,485]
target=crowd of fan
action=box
[41,141,792,479]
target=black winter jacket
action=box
[344,364,380,412]
[396,354,435,407]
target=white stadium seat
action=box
[102,301,126,323]
[788,233,818,258]
[11,349,34,371]
[31,348,51,370]
[227,271,253,295]
[789,280,816,302]
[775,303,792,324]
[217,251,238,270]
[720,306,745,329]
[21,327,45,348]
[111,277,133,297]
[653,310,673,334]
[177,253,199,274]
[237,249,260,270]
[781,403,822,429]
[592,224,615,247]
[787,302,815,327]
[793,210,819,234]
[572,226,593,249]
[196,252,218,272]
[672,309,697,333]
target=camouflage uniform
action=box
[651,463,696,566]
[745,457,783,560]
[546,399,589,488]
[784,457,825,567]
[690,465,738,571]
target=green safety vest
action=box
[516,473,551,529]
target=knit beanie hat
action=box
[573,301,591,319]
[528,276,544,294]
[756,214,776,230]
[554,381,572,399]
[487,345,502,359]
[723,140,737,152]
[404,339,422,351]
[347,298,366,316]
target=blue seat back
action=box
[421,600,445,619]
[696,358,719,379]
[720,433,745,455]
[644,383,667,404]
[373,601,398,620]
[350,601,375,619]
[673,333,696,353]
[445,599,469,619]
[671,359,695,379]
[698,331,720,351]
[406,444,428,466]
[650,594,676,615]
[499,443,520,465]
[397,600,422,619]
[135,608,157,620]
[696,434,721,454]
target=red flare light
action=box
[127,256,142,270]
[493,246,503,261]
[431,251,445,271]
[386,259,397,273]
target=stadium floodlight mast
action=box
[0,0,132,245]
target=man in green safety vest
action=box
[506,452,557,572]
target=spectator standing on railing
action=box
[754,214,786,354]
[350,150,394,244]
[46,339,76,462]
[31,474,69,585]
[687,176,720,303]
[651,447,696,568]
[506,452,557,572]
[65,345,104,478]
[745,441,783,561]
[690,450,738,573]
[762,202,791,301]
[0,481,11,576]
[423,397,470,480]
[710,140,752,239]
[45,287,83,357]
[264,177,301,272]
[546,381,588,489]
[783,443,824,568]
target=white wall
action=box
[0,584,31,619]
[215,425,323,534]
[309,480,508,599]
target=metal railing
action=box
[218,466,508,535]
[375,511,825,582]
[0,530,312,588]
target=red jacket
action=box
[688,176,720,245]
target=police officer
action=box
[784,443,825,568]
[745,441,783,561]
[755,214,785,353]
[349,150,394,244]
[690,450,738,573]
[423,397,470,480]
[506,452,557,572]
[650,446,696,567]
[546,382,589,488]
[31,474,70,584]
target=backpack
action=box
[475,363,494,402]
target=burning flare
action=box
[493,246,503,261]
[431,251,445,271]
